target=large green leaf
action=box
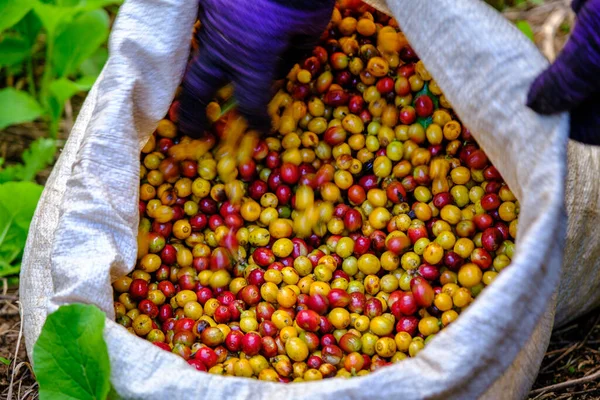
[72,0,124,11]
[0,202,19,272]
[32,2,76,37]
[0,182,43,275]
[75,75,97,91]
[0,181,43,232]
[34,304,111,400]
[0,158,19,183]
[14,11,42,47]
[78,47,108,79]
[0,88,43,130]
[0,138,56,184]
[0,0,35,33]
[18,138,56,181]
[53,9,109,78]
[48,78,81,122]
[0,36,31,67]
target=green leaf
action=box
[0,261,21,277]
[0,181,43,232]
[53,9,109,78]
[0,88,43,130]
[0,182,42,275]
[0,138,55,183]
[78,47,108,78]
[54,0,122,8]
[18,138,56,181]
[108,386,123,400]
[32,2,78,38]
[14,10,42,46]
[75,0,124,11]
[0,357,10,366]
[48,78,81,122]
[0,166,20,184]
[5,62,24,76]
[413,82,439,108]
[33,304,111,400]
[56,0,84,7]
[0,0,35,33]
[516,20,534,42]
[75,75,97,91]
[485,0,505,11]
[559,21,571,34]
[0,35,31,67]
[411,83,438,130]
[417,116,433,130]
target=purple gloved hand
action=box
[527,0,600,145]
[178,0,335,137]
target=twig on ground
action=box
[545,345,575,356]
[7,302,24,400]
[530,368,600,395]
[504,0,565,21]
[553,324,579,336]
[540,7,567,61]
[540,314,600,373]
[64,99,74,136]
[540,344,577,373]
[0,302,20,317]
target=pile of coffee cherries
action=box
[113,0,518,382]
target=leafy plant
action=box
[34,303,112,400]
[516,20,535,41]
[0,0,122,138]
[0,137,55,277]
[0,137,56,183]
[0,181,43,277]
[485,0,545,11]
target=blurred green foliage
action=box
[0,137,56,278]
[0,0,120,281]
[484,0,538,42]
[0,0,122,137]
[485,0,545,10]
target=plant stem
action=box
[40,35,56,138]
[40,36,53,106]
[26,56,37,98]
[49,116,59,139]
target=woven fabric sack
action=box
[21,0,599,398]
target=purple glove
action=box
[178,0,335,137]
[527,0,600,145]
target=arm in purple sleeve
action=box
[527,0,600,145]
[178,0,335,137]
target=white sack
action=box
[23,0,600,397]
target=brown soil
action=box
[0,288,37,400]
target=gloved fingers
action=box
[572,0,587,13]
[232,71,274,134]
[569,94,600,145]
[527,0,600,114]
[274,33,323,80]
[273,2,333,78]
[179,53,228,137]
